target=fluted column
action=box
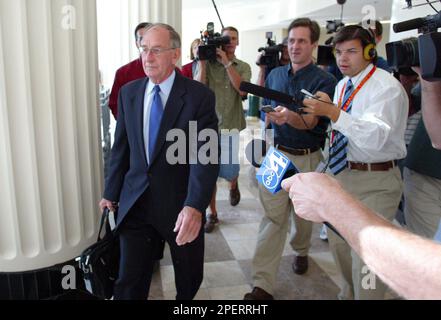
[0,0,102,272]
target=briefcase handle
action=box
[98,207,117,241]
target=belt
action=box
[347,160,397,171]
[276,145,320,156]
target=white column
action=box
[0,0,102,272]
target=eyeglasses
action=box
[138,46,176,56]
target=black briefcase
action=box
[77,208,120,299]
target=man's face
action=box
[335,39,369,77]
[136,28,147,49]
[287,27,316,66]
[221,30,238,54]
[140,27,181,84]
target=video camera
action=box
[386,12,441,81]
[257,32,284,70]
[198,22,231,61]
[316,0,346,66]
[316,20,345,66]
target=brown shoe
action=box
[204,214,218,233]
[243,287,274,300]
[229,183,241,206]
[292,255,308,275]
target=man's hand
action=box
[281,173,345,223]
[174,206,202,246]
[216,48,229,66]
[99,198,116,213]
[302,91,340,122]
[266,106,295,126]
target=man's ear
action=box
[172,48,182,65]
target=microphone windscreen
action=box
[393,17,425,33]
[239,82,296,105]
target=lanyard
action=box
[331,66,377,145]
[338,66,377,111]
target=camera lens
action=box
[402,38,420,66]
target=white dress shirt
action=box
[143,71,176,163]
[332,64,408,163]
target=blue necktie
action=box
[329,79,353,175]
[148,85,163,160]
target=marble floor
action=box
[146,118,347,300]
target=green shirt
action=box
[206,58,251,131]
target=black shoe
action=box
[243,287,274,300]
[229,183,241,206]
[292,255,309,275]
[204,214,218,233]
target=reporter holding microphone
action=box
[243,18,336,300]
[301,25,408,300]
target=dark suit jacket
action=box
[103,72,219,233]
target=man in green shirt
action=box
[195,26,252,233]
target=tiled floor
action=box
[147,118,345,300]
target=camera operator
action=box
[302,25,409,300]
[194,26,252,233]
[243,18,337,300]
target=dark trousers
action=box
[113,192,204,300]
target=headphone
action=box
[362,27,377,61]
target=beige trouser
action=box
[252,150,322,295]
[403,168,441,239]
[328,166,403,300]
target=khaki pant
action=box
[328,166,403,300]
[252,150,322,294]
[403,168,441,240]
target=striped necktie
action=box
[329,79,353,175]
[148,85,164,160]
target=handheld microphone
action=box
[239,82,305,113]
[255,146,343,238]
[256,146,299,194]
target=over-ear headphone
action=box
[361,26,377,61]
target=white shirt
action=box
[332,64,408,163]
[143,71,176,163]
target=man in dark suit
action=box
[99,23,219,300]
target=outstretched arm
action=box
[282,173,441,300]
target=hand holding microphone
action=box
[255,146,299,194]
[254,146,343,238]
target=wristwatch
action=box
[224,61,233,69]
